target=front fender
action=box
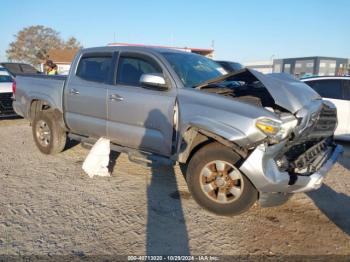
[176,117,253,163]
[188,116,248,145]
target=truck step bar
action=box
[128,151,174,167]
[68,133,174,167]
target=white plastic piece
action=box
[82,137,111,178]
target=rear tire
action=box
[186,142,258,216]
[32,111,67,155]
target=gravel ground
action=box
[0,118,350,259]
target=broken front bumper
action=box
[239,142,343,206]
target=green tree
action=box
[6,25,82,65]
[63,37,82,50]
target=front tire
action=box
[32,111,67,155]
[186,142,258,216]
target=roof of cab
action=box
[80,45,193,56]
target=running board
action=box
[68,133,97,148]
[68,133,174,167]
[127,151,174,167]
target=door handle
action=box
[109,94,123,101]
[70,88,80,95]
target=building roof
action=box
[47,48,79,64]
[276,56,349,61]
[244,60,273,66]
[301,76,350,81]
[108,42,214,56]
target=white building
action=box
[41,49,79,75]
[243,60,273,74]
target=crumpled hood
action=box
[250,70,321,113]
[197,68,321,113]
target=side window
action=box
[306,80,343,100]
[117,56,162,86]
[76,55,113,83]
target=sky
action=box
[1,0,349,63]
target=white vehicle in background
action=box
[0,67,16,117]
[302,76,350,140]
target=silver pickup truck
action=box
[13,46,342,216]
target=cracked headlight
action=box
[256,117,298,143]
[256,118,281,136]
[279,117,298,140]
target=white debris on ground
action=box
[82,137,111,178]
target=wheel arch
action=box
[177,126,248,164]
[29,99,66,131]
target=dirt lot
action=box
[0,118,350,259]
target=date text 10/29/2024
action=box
[128,256,219,261]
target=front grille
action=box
[278,103,337,175]
[300,103,337,139]
[0,93,14,114]
[313,104,337,134]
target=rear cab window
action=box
[76,53,113,83]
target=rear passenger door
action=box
[306,79,350,138]
[107,52,177,156]
[64,52,114,138]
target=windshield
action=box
[162,52,227,88]
[0,75,13,83]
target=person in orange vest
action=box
[45,60,58,75]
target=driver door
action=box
[107,52,177,156]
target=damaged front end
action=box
[238,93,342,207]
[241,100,340,190]
[197,69,343,207]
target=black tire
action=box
[186,142,258,216]
[32,110,67,155]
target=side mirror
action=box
[140,73,168,90]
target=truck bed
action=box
[13,74,67,118]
